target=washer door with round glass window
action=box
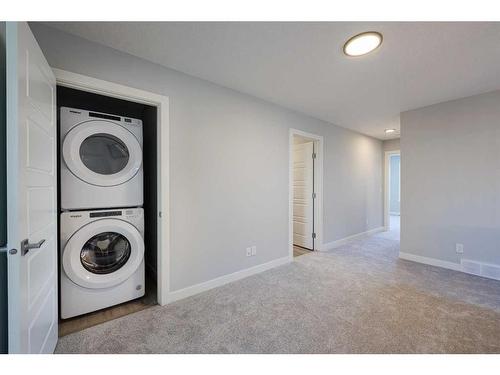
[63,219,144,289]
[62,120,142,187]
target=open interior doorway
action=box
[384,150,401,238]
[290,130,323,258]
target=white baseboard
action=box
[321,226,385,251]
[398,252,462,272]
[166,256,291,303]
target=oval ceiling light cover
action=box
[343,32,383,57]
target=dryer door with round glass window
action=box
[63,219,144,289]
[62,120,142,187]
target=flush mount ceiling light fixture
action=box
[343,32,383,57]
[385,129,396,134]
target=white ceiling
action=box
[43,22,500,139]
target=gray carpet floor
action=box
[56,219,500,353]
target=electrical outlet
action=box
[251,246,257,256]
[456,243,464,254]
[246,247,252,257]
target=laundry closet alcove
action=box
[54,69,170,336]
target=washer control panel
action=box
[65,208,143,222]
[89,210,122,218]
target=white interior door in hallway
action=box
[292,141,315,250]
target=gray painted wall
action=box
[389,155,400,214]
[401,90,500,266]
[1,21,8,354]
[30,23,383,292]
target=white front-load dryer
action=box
[60,208,145,319]
[60,107,143,210]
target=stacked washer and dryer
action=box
[59,107,146,319]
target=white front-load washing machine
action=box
[60,208,145,319]
[60,107,143,210]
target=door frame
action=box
[289,129,324,259]
[53,68,170,305]
[384,149,400,230]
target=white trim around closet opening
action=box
[52,68,170,306]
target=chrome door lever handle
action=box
[21,238,46,256]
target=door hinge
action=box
[312,232,316,239]
[312,192,316,199]
[312,152,317,159]
[159,211,162,218]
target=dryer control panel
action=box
[67,108,143,127]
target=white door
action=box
[6,22,58,353]
[292,141,314,249]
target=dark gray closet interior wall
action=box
[143,106,158,281]
[1,21,8,354]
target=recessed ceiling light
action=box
[385,129,396,134]
[343,32,383,57]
